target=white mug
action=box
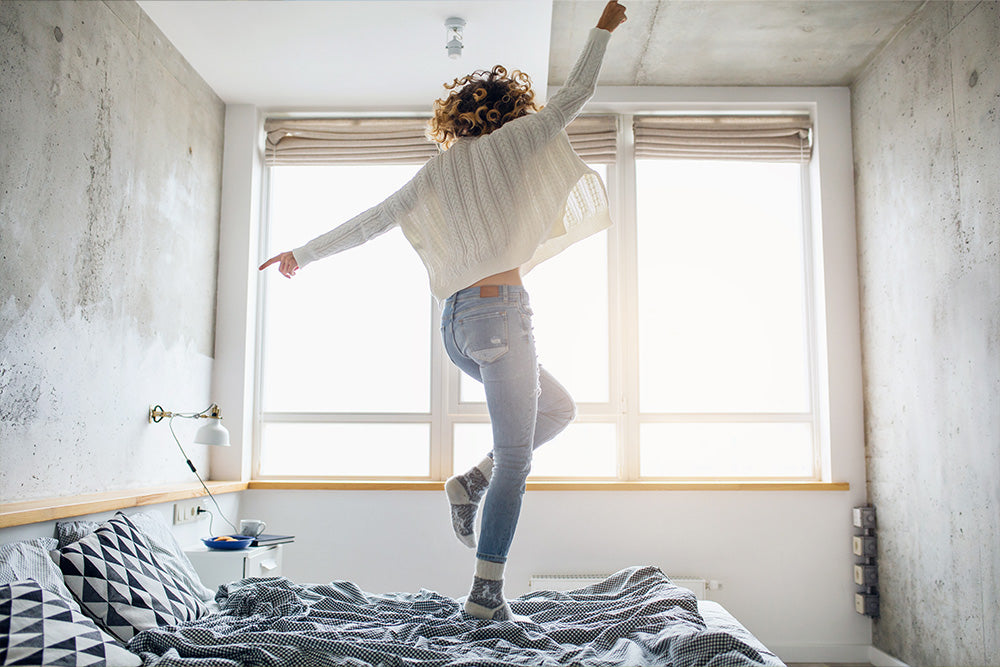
[239,519,267,537]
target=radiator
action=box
[528,573,708,600]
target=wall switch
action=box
[173,500,203,525]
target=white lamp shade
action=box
[194,419,230,446]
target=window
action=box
[634,159,815,479]
[260,163,430,478]
[256,114,820,482]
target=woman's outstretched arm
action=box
[259,170,418,278]
[508,1,627,141]
[258,203,395,279]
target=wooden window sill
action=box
[0,479,849,528]
[247,480,849,492]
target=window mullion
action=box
[639,413,815,423]
[799,160,825,480]
[430,297,450,481]
[252,166,275,481]
[262,412,431,423]
[605,162,625,482]
[618,114,641,482]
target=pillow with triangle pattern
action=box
[0,581,141,666]
[54,513,208,642]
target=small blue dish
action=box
[202,535,253,550]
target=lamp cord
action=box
[168,414,239,534]
[200,508,216,537]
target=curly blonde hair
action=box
[426,65,539,149]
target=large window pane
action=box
[263,165,430,413]
[255,120,823,483]
[636,160,810,414]
[530,231,610,403]
[453,422,617,478]
[260,423,430,477]
[640,422,813,478]
[461,165,610,405]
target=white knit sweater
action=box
[292,27,613,300]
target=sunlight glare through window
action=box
[460,165,610,405]
[258,137,822,482]
[263,165,430,414]
[639,422,813,478]
[635,160,810,414]
[260,423,430,477]
[453,422,617,478]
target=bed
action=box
[0,511,784,666]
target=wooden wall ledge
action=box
[0,481,248,529]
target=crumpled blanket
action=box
[128,565,783,667]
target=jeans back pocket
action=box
[458,311,509,364]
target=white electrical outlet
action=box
[173,500,203,525]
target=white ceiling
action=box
[137,1,553,110]
[137,0,923,109]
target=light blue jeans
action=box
[441,285,576,564]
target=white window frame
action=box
[626,147,819,481]
[245,88,858,485]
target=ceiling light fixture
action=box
[445,17,466,59]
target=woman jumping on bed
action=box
[260,0,627,621]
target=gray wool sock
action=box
[464,559,510,621]
[445,456,493,548]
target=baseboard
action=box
[771,644,909,666]
[870,645,910,667]
[770,644,871,663]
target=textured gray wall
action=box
[851,2,999,665]
[0,0,225,501]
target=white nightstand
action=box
[184,544,285,592]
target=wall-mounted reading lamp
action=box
[148,404,230,447]
[148,403,237,533]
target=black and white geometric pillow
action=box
[0,581,142,666]
[57,513,215,603]
[55,513,207,642]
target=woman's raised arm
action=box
[597,1,627,32]
[504,1,627,142]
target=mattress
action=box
[699,600,785,666]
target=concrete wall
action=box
[0,0,225,501]
[851,2,999,665]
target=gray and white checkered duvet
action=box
[127,566,785,667]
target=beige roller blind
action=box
[264,118,438,166]
[566,115,617,164]
[633,115,813,163]
[264,115,617,166]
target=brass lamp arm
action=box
[148,404,222,423]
